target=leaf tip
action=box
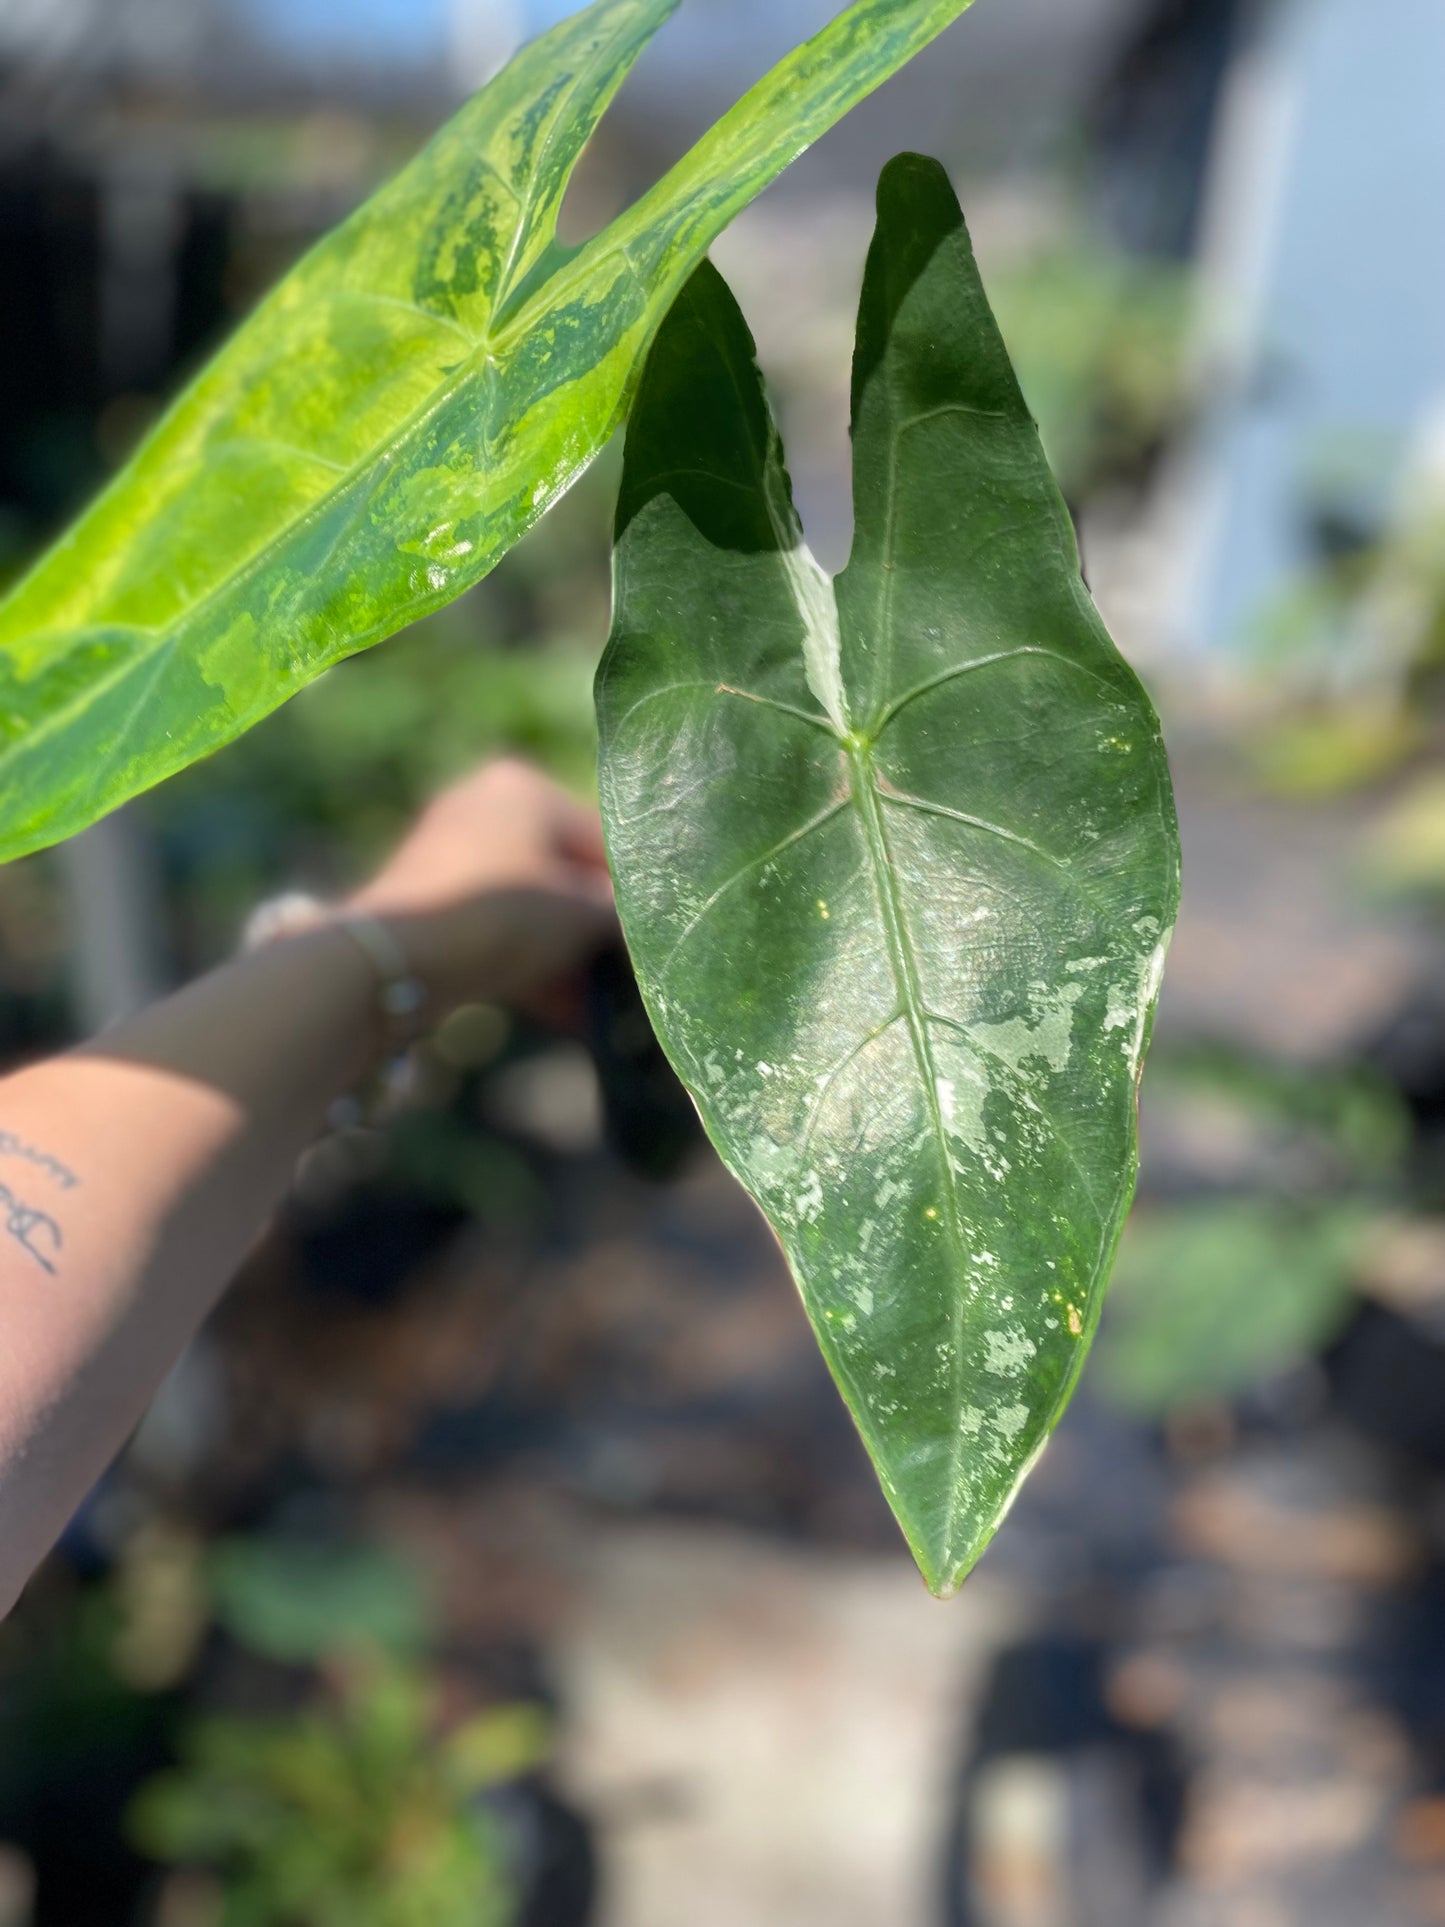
[909,1525,983,1602]
[874,150,964,234]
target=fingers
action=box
[550,786,609,864]
[445,887,615,1009]
[349,757,617,1013]
[438,759,605,861]
[567,855,617,911]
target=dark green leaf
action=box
[209,1538,431,1663]
[1095,1201,1365,1415]
[596,155,1180,1595]
[0,0,977,862]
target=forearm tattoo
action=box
[0,1131,77,1190]
[0,1132,75,1275]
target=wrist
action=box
[243,893,431,1062]
[342,887,519,1013]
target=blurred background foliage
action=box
[127,1658,530,1927]
[991,240,1192,504]
[1098,1200,1367,1417]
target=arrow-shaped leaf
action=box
[596,155,1180,1595]
[0,0,977,862]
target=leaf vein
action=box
[874,645,1117,736]
[656,796,850,983]
[324,286,482,347]
[875,783,1117,922]
[875,784,1062,866]
[609,679,833,737]
[797,1012,905,1163]
[203,433,349,476]
[895,399,1012,434]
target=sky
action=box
[1192,0,1445,649]
[232,0,829,82]
[238,0,452,69]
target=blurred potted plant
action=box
[129,1653,547,1927]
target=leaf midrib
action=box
[846,735,975,1569]
[837,710,1117,1579]
[0,233,658,785]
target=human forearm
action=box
[0,758,613,1617]
[0,925,375,1613]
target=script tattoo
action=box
[0,1176,62,1274]
[0,1125,76,1273]
[0,1129,78,1190]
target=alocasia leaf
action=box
[596,154,1180,1595]
[0,0,977,863]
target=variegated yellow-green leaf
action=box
[0,0,977,861]
[596,156,1180,1595]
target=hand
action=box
[346,759,616,1016]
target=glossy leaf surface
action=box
[596,156,1180,1595]
[0,0,975,861]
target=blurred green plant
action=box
[0,1578,171,1814]
[989,243,1192,502]
[1096,1199,1368,1417]
[129,1658,544,1927]
[1092,1041,1418,1418]
[208,1539,431,1668]
[1242,436,1445,803]
[1146,1042,1412,1190]
[1244,702,1421,800]
[1369,770,1445,898]
[0,1534,558,1927]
